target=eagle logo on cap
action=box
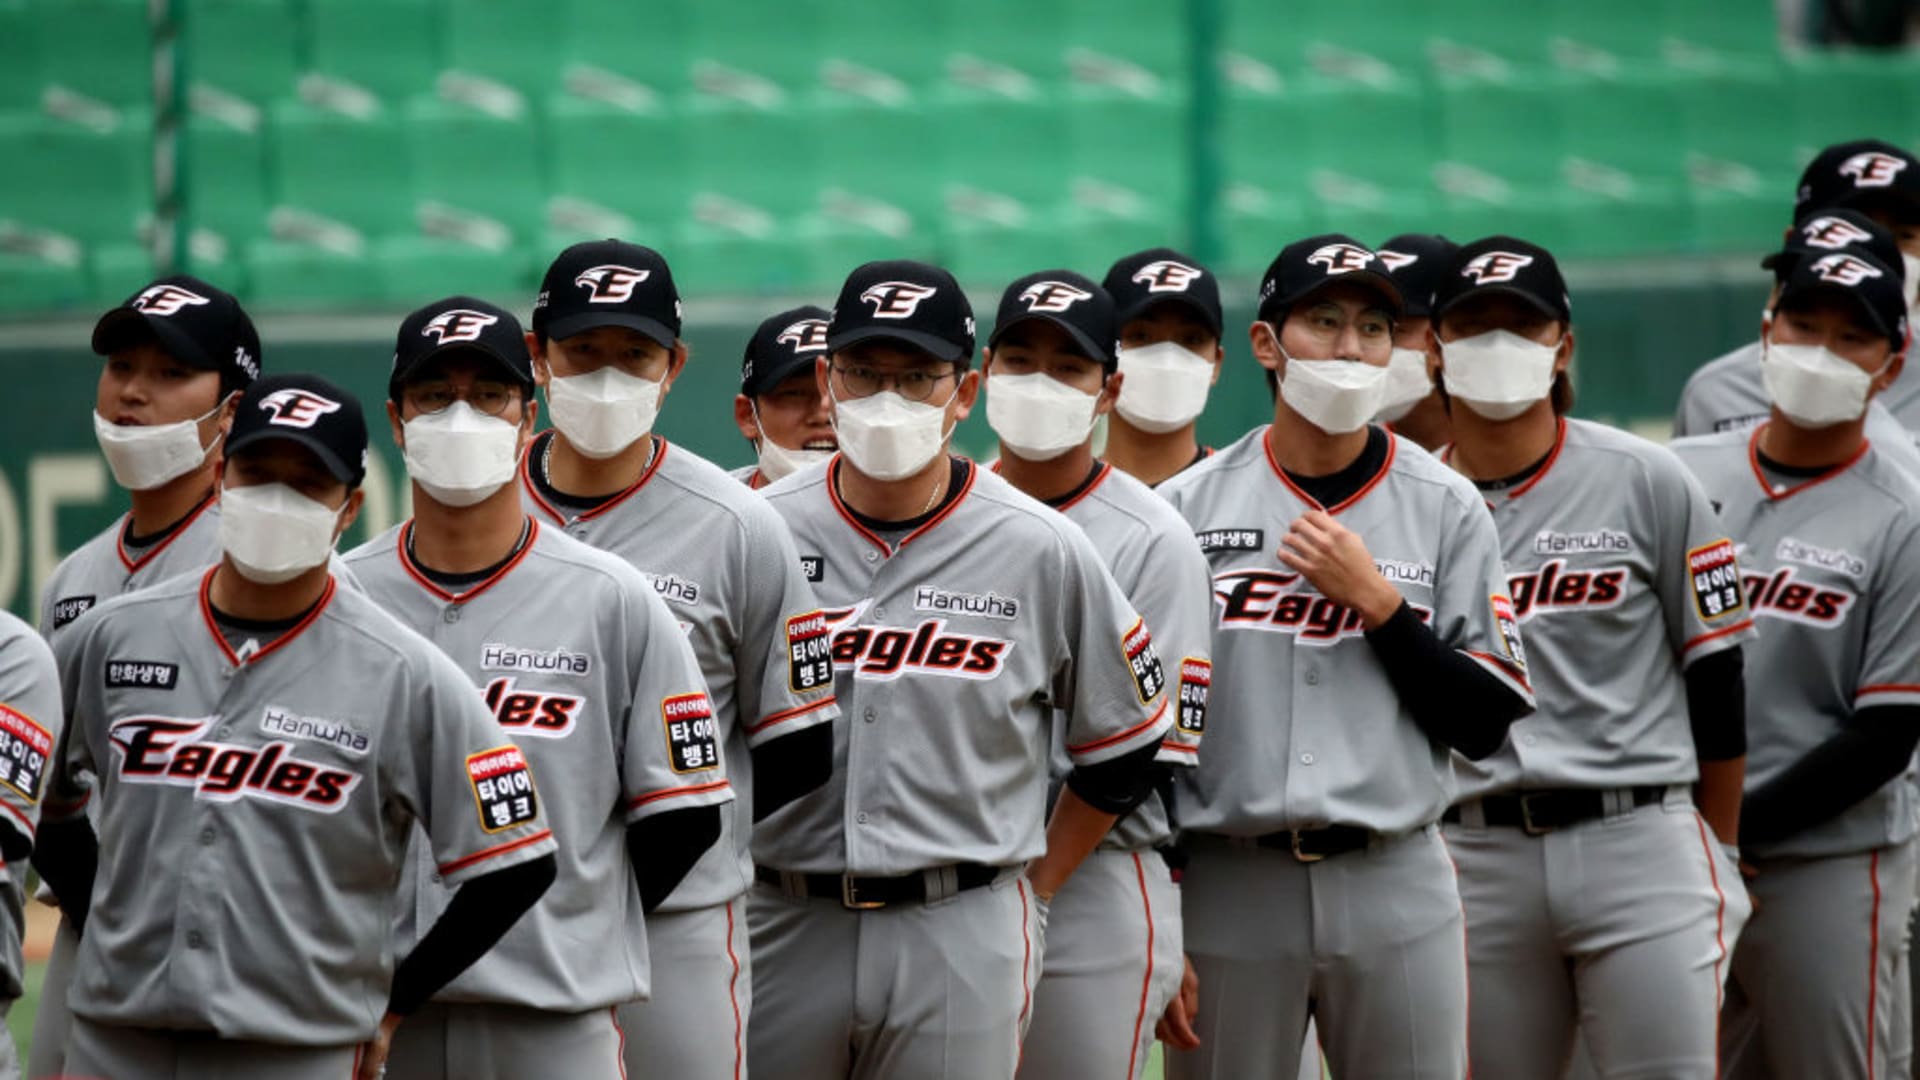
[1460,252,1536,285]
[421,310,499,344]
[257,388,342,429]
[776,319,830,353]
[860,282,938,319]
[1800,216,1876,250]
[1132,260,1204,292]
[1375,249,1419,271]
[1306,243,1377,275]
[1809,253,1885,286]
[130,284,212,317]
[1019,281,1093,313]
[1839,151,1909,189]
[575,265,652,303]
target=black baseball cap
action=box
[1376,234,1460,319]
[1433,236,1572,323]
[390,297,534,403]
[742,304,832,397]
[1762,208,1903,279]
[1795,139,1920,221]
[533,239,682,347]
[1102,248,1222,336]
[226,373,368,487]
[989,270,1118,370]
[1775,249,1910,350]
[1256,234,1404,324]
[91,274,262,393]
[827,260,975,365]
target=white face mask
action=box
[831,387,954,482]
[92,396,228,491]
[1375,347,1434,423]
[1263,326,1386,435]
[218,482,344,585]
[547,367,661,459]
[986,371,1101,462]
[1113,342,1214,433]
[1903,252,1920,318]
[1440,329,1561,421]
[402,401,523,508]
[1762,340,1881,428]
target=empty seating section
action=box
[1,0,1915,310]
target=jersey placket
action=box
[171,645,260,1023]
[841,539,901,874]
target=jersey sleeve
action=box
[734,500,839,749]
[1126,526,1213,769]
[1854,515,1920,712]
[620,585,737,823]
[0,617,62,846]
[44,614,100,826]
[1649,450,1756,666]
[1434,490,1534,706]
[1056,526,1174,767]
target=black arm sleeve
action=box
[1684,646,1747,762]
[1066,739,1164,816]
[750,723,833,822]
[0,820,31,865]
[1363,601,1532,760]
[1741,704,1920,847]
[387,853,556,1016]
[29,818,97,935]
[629,805,724,913]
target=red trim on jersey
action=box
[197,567,338,668]
[394,518,541,603]
[1159,741,1198,756]
[627,779,732,811]
[1745,423,1872,501]
[611,1006,629,1080]
[1068,699,1170,755]
[824,455,977,557]
[1692,813,1730,1077]
[726,899,746,1080]
[1502,417,1569,498]
[1467,649,1531,690]
[437,828,554,876]
[747,469,768,490]
[1017,878,1036,1033]
[1126,852,1155,1080]
[1681,618,1755,656]
[115,490,217,572]
[1054,461,1112,512]
[520,432,669,525]
[746,696,837,736]
[1262,425,1397,515]
[1868,849,1883,1079]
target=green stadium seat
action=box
[1676,64,1802,183]
[944,0,1068,88]
[1784,52,1920,161]
[1061,0,1186,85]
[670,218,821,296]
[679,98,821,221]
[815,1,953,91]
[0,5,45,111]
[304,0,443,102]
[543,96,686,234]
[0,252,90,311]
[1288,80,1439,194]
[1436,73,1578,185]
[1064,202,1183,277]
[1061,86,1188,217]
[1293,0,1436,76]
[1687,179,1781,254]
[1213,184,1316,277]
[89,242,156,303]
[268,100,414,235]
[28,0,150,106]
[374,235,534,304]
[1554,71,1687,180]
[942,210,1075,289]
[404,98,545,240]
[1545,0,1676,67]
[184,112,271,248]
[1426,0,1554,72]
[243,238,385,306]
[443,0,560,97]
[808,215,941,291]
[0,110,150,244]
[683,0,821,97]
[184,0,299,104]
[812,90,945,225]
[930,87,1071,211]
[562,0,689,99]
[1309,181,1441,252]
[1556,174,1693,257]
[1666,0,1781,62]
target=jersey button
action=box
[1300,753,1315,765]
[186,931,205,949]
[1305,670,1320,686]
[863,551,879,563]
[444,607,462,624]
[872,607,886,619]
[856,812,870,824]
[199,827,216,845]
[863,709,876,724]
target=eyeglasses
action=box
[402,379,520,417]
[829,363,957,403]
[1289,303,1394,343]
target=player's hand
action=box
[1155,955,1201,1051]
[356,1011,403,1080]
[1278,510,1403,628]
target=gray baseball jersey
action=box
[45,569,558,1044]
[344,519,732,1012]
[754,458,1174,875]
[1158,427,1533,835]
[0,611,59,1001]
[519,435,838,909]
[728,464,760,486]
[1455,418,1756,798]
[1672,429,1920,859]
[38,493,220,641]
[1672,341,1920,474]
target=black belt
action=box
[1250,825,1375,862]
[1444,786,1668,834]
[754,863,1001,910]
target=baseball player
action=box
[1373,233,1458,451]
[0,612,59,1079]
[975,269,1212,1080]
[30,273,260,1080]
[1430,236,1755,1079]
[747,259,1175,1079]
[1672,247,1920,1077]
[32,373,559,1080]
[733,304,838,489]
[1675,139,1920,441]
[1157,234,1535,1080]
[521,239,839,1079]
[1099,248,1226,487]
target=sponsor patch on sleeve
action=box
[1176,658,1210,736]
[51,596,96,630]
[1122,619,1167,705]
[0,706,52,804]
[661,692,722,773]
[1490,595,1527,669]
[786,610,835,693]
[104,659,179,690]
[465,745,540,834]
[1687,538,1747,620]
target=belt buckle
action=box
[840,875,887,910]
[1289,830,1326,863]
[1518,792,1554,836]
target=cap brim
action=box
[743,353,823,397]
[1760,251,1789,272]
[91,308,218,369]
[1777,281,1898,342]
[827,326,967,363]
[1271,270,1406,319]
[988,313,1114,368]
[1434,283,1565,322]
[1113,295,1222,335]
[545,312,677,349]
[391,342,534,390]
[225,429,360,486]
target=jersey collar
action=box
[520,431,668,525]
[827,455,977,557]
[117,490,218,573]
[1745,422,1872,501]
[1263,425,1396,515]
[395,518,540,604]
[1445,417,1568,504]
[987,459,1111,511]
[196,566,338,668]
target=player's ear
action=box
[1874,348,1906,395]
[525,333,550,388]
[1425,322,1444,380]
[980,346,995,374]
[1096,370,1122,416]
[1554,325,1575,376]
[1249,321,1282,373]
[734,394,761,443]
[1209,342,1226,384]
[385,400,406,449]
[518,389,538,442]
[336,487,366,538]
[815,356,833,402]
[951,367,981,422]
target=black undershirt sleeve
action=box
[1740,704,1920,847]
[750,723,834,822]
[629,805,724,913]
[387,854,556,1016]
[1066,740,1165,816]
[1363,601,1533,760]
[30,818,98,934]
[1684,646,1747,762]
